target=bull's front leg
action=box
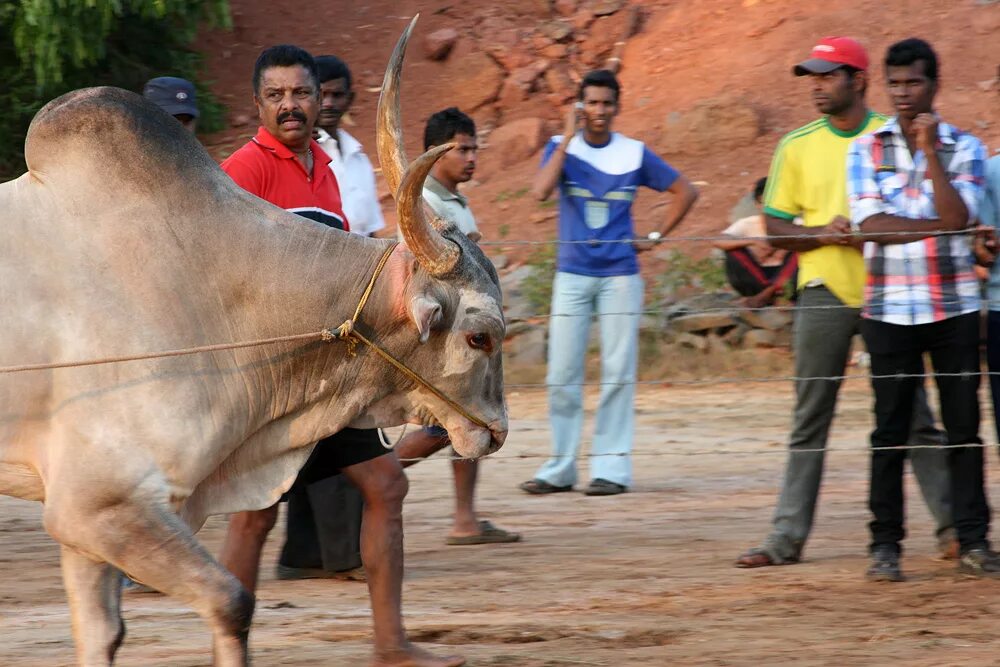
[60,547,124,667]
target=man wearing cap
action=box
[143,76,199,132]
[847,38,997,580]
[735,37,953,569]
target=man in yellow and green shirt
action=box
[734,36,953,568]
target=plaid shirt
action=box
[847,117,986,325]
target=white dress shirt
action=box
[315,128,386,237]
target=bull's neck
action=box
[215,214,406,437]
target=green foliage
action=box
[0,0,231,180]
[657,248,727,294]
[493,187,529,203]
[520,243,557,315]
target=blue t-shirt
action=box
[542,132,679,276]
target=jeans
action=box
[763,287,952,561]
[985,310,1000,445]
[535,271,644,488]
[862,311,989,554]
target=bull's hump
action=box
[25,86,221,195]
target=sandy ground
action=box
[3,382,1000,666]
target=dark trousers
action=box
[724,249,798,298]
[986,310,1000,445]
[861,311,990,553]
[280,475,364,572]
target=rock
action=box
[530,210,557,224]
[739,308,792,331]
[544,65,576,102]
[660,97,763,156]
[722,322,751,347]
[423,28,459,61]
[706,332,728,355]
[978,78,999,92]
[554,0,578,16]
[592,0,626,16]
[670,311,739,333]
[230,113,251,128]
[486,117,546,167]
[742,329,777,349]
[540,43,570,59]
[677,332,709,352]
[572,9,595,31]
[445,50,505,111]
[499,266,536,320]
[498,62,550,107]
[540,20,574,42]
[490,254,510,270]
[506,325,547,366]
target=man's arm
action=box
[656,174,698,237]
[712,235,755,252]
[532,105,578,201]
[765,215,853,252]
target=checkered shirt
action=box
[847,116,986,325]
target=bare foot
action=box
[372,642,466,667]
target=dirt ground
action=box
[4,381,1000,666]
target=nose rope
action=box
[324,243,492,431]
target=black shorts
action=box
[286,428,389,496]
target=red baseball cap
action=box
[793,36,869,76]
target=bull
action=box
[0,19,507,666]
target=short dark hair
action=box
[578,69,621,103]
[424,107,476,150]
[252,45,319,95]
[885,38,939,81]
[753,177,767,202]
[315,55,352,89]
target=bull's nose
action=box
[489,424,508,453]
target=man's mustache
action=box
[277,110,307,123]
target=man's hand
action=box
[632,236,660,253]
[811,215,854,246]
[973,225,998,268]
[563,102,581,139]
[913,113,939,153]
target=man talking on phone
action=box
[519,69,698,497]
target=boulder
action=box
[444,48,505,111]
[486,117,546,167]
[742,329,777,349]
[540,20,574,42]
[660,97,762,156]
[423,28,459,61]
[554,0,578,16]
[677,332,709,352]
[670,311,739,333]
[739,308,792,331]
[592,0,626,15]
[506,325,547,366]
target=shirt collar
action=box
[877,115,958,145]
[315,128,363,158]
[252,126,332,168]
[424,174,467,207]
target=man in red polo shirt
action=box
[219,45,464,667]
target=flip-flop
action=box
[446,520,522,546]
[519,478,573,495]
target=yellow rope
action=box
[0,242,492,431]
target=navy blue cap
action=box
[142,77,199,118]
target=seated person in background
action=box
[713,177,798,308]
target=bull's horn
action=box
[397,143,461,277]
[376,15,415,202]
[377,14,460,277]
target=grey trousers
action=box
[764,286,952,562]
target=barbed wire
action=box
[397,440,1000,464]
[479,227,982,247]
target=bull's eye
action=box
[467,333,491,351]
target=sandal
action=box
[734,547,798,568]
[519,479,573,495]
[446,520,522,545]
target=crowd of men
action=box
[138,28,1000,665]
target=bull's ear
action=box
[409,295,442,343]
